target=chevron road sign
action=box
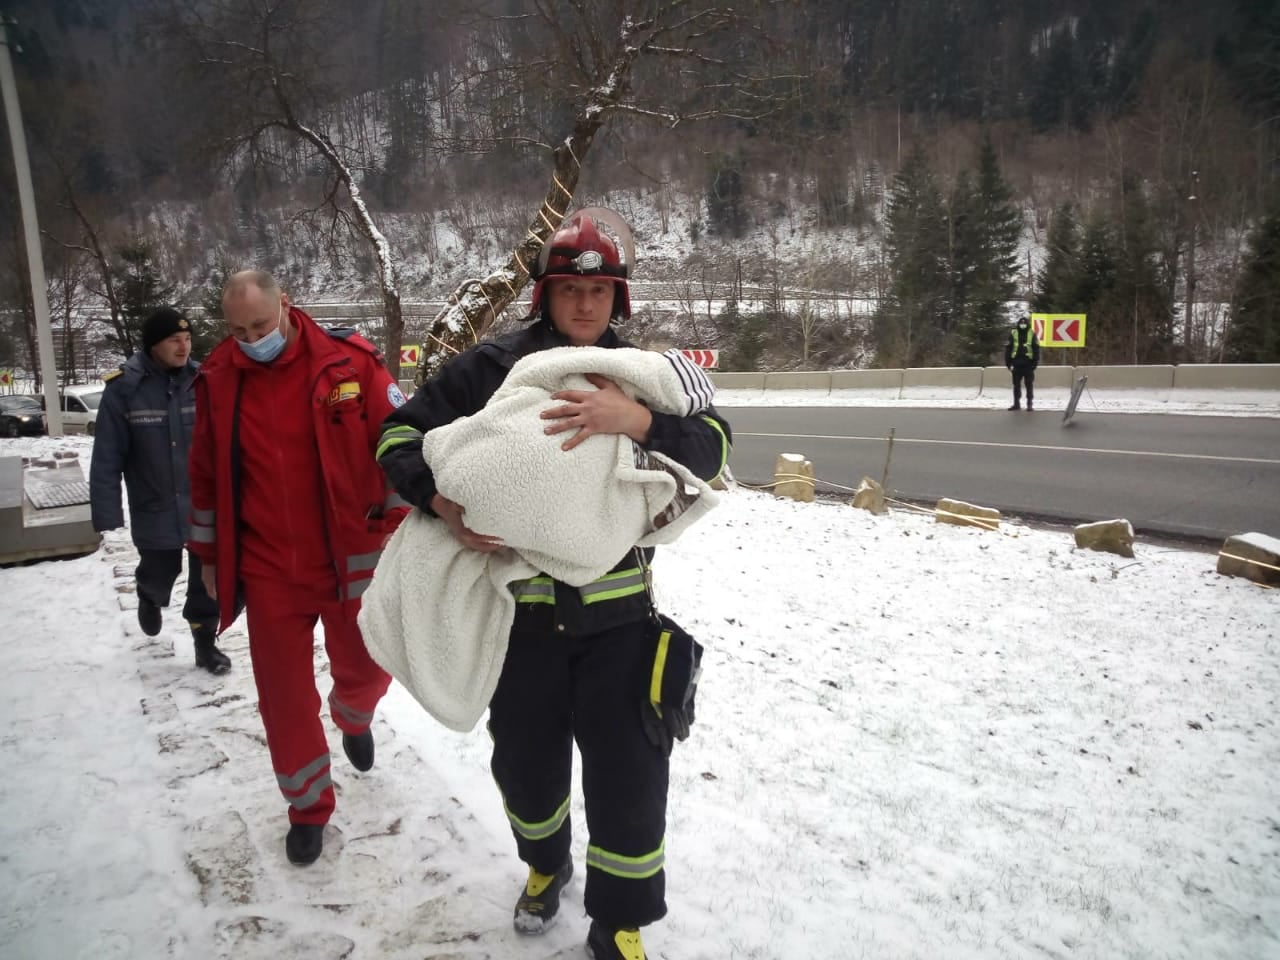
[679,349,720,368]
[1031,313,1087,348]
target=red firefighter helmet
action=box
[528,207,635,321]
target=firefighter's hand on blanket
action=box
[541,373,653,451]
[430,493,505,553]
[641,615,703,757]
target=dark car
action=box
[0,395,47,437]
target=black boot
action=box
[1007,403,1020,411]
[137,596,162,637]
[342,729,375,772]
[586,921,646,959]
[514,860,574,934]
[285,823,324,866]
[192,624,231,675]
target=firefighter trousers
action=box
[243,579,391,825]
[489,616,669,929]
[135,548,218,631]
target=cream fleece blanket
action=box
[359,347,720,732]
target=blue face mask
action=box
[237,305,288,363]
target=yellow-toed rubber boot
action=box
[513,860,573,934]
[586,921,647,960]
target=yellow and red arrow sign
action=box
[1031,314,1087,348]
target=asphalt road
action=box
[723,406,1280,542]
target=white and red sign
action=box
[1031,313,1087,348]
[399,344,422,367]
[679,349,720,369]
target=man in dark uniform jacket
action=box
[1005,315,1041,411]
[90,307,229,674]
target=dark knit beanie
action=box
[142,307,191,352]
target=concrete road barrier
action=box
[763,372,832,391]
[1076,364,1175,391]
[901,367,982,397]
[1172,364,1280,391]
[981,365,1077,394]
[709,372,766,390]
[830,369,904,391]
[710,363,1278,398]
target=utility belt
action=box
[509,549,655,637]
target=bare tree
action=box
[795,291,823,367]
[159,0,412,365]
[47,249,95,386]
[416,0,789,379]
[46,173,129,358]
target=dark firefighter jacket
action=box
[377,319,733,636]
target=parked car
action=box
[59,383,104,435]
[0,395,47,437]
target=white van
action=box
[59,383,105,435]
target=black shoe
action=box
[137,596,162,637]
[342,729,375,772]
[1027,403,1034,411]
[513,860,573,934]
[285,823,324,865]
[586,921,646,960]
[192,625,231,675]
[1007,403,1020,411]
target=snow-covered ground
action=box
[1,418,1277,960]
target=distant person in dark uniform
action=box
[90,307,230,674]
[1004,316,1041,411]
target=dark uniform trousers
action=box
[1012,364,1035,407]
[136,548,219,631]
[489,609,669,929]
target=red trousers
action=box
[243,580,391,825]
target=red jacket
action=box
[188,307,409,632]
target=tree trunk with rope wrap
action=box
[415,117,604,385]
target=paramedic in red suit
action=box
[187,270,410,866]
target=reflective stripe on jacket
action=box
[1006,325,1040,365]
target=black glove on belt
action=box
[641,614,703,757]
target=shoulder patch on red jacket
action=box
[321,325,384,363]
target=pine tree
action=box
[873,144,948,367]
[1225,192,1280,362]
[1033,203,1081,314]
[112,238,177,358]
[1070,210,1121,362]
[949,136,1023,366]
[718,301,769,371]
[1112,172,1174,362]
[946,169,977,339]
[194,259,234,360]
